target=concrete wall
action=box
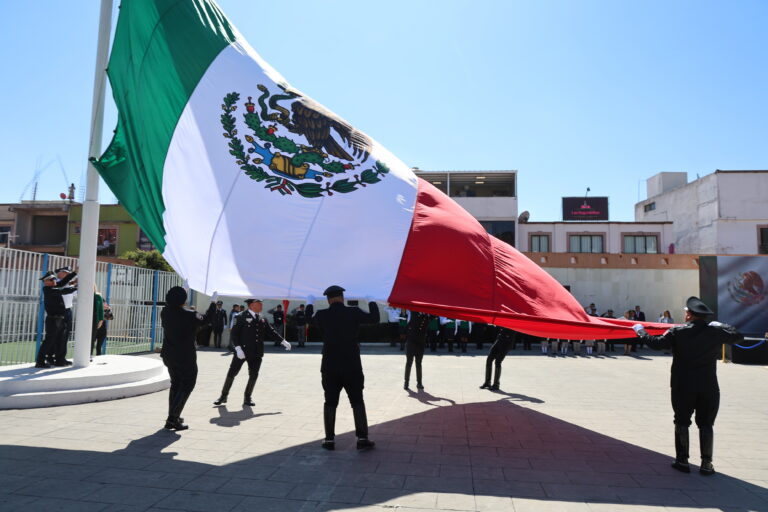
[453,197,518,221]
[543,266,699,321]
[67,204,141,257]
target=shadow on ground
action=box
[1,400,765,511]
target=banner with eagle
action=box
[94,0,668,339]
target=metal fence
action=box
[0,247,182,366]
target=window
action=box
[759,227,768,254]
[138,229,156,251]
[569,234,603,253]
[0,226,10,245]
[530,234,550,252]
[644,202,656,212]
[623,235,658,254]
[480,221,515,247]
[97,228,118,256]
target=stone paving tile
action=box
[1,348,767,512]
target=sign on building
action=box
[562,197,609,221]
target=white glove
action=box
[211,291,219,303]
[235,346,245,360]
[306,295,316,306]
[708,321,724,328]
[281,340,292,351]
[632,324,647,336]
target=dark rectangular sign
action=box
[562,197,609,221]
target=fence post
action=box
[149,270,159,352]
[103,263,112,353]
[34,253,49,357]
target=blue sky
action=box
[1,0,766,221]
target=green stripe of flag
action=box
[94,0,237,251]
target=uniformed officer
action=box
[306,285,379,451]
[213,298,291,406]
[53,266,77,365]
[268,304,285,346]
[404,311,429,390]
[634,296,743,475]
[480,327,517,390]
[291,304,308,347]
[36,269,77,368]
[160,286,205,430]
[211,300,228,349]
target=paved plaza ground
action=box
[1,345,767,512]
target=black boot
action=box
[490,365,501,390]
[213,374,235,405]
[404,363,411,390]
[416,363,424,389]
[165,389,189,430]
[352,403,375,450]
[322,403,336,450]
[243,376,257,406]
[699,429,715,475]
[672,425,691,473]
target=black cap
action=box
[165,286,187,307]
[216,300,223,305]
[245,298,262,304]
[323,285,345,298]
[40,270,56,281]
[55,266,71,273]
[685,296,714,316]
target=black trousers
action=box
[91,321,107,356]
[225,355,263,381]
[672,388,720,433]
[164,359,198,420]
[213,330,223,348]
[322,370,365,408]
[38,315,66,364]
[484,350,507,385]
[405,344,425,384]
[53,309,73,362]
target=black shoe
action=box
[213,396,227,406]
[356,438,375,451]
[34,362,51,368]
[243,398,255,406]
[53,360,71,367]
[416,382,424,389]
[699,461,715,475]
[321,440,335,450]
[479,383,491,389]
[164,419,189,431]
[671,460,691,473]
[490,384,499,390]
[403,382,409,390]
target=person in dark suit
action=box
[404,311,429,390]
[306,285,379,451]
[480,327,517,390]
[211,300,228,349]
[36,270,77,368]
[634,296,743,475]
[213,298,291,407]
[52,266,77,365]
[196,301,214,347]
[160,286,204,431]
[268,304,286,346]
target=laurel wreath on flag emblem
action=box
[220,88,389,198]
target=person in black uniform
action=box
[213,298,291,407]
[211,300,228,349]
[306,285,379,451]
[480,327,517,390]
[36,270,78,368]
[52,266,77,365]
[292,304,308,347]
[160,286,205,430]
[634,296,743,475]
[269,304,285,346]
[404,311,429,390]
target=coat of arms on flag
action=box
[221,85,390,197]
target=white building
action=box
[516,221,674,254]
[414,170,518,246]
[635,170,768,255]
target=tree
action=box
[121,249,173,272]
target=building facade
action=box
[66,204,156,258]
[635,170,768,255]
[516,221,675,254]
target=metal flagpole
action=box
[73,0,114,368]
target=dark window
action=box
[31,216,66,245]
[644,202,656,212]
[138,229,156,251]
[0,226,10,245]
[530,234,550,252]
[760,227,768,254]
[97,228,118,256]
[481,221,516,247]
[569,234,603,253]
[623,235,658,254]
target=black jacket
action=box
[641,320,743,392]
[307,301,379,373]
[211,308,228,333]
[491,328,517,356]
[42,271,77,316]
[230,311,281,358]
[405,312,429,348]
[161,306,204,364]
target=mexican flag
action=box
[95,0,666,339]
